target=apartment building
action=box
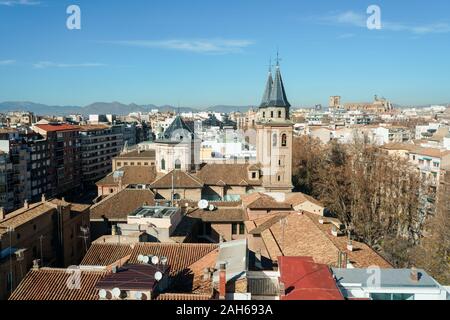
[0,152,13,212]
[80,124,124,185]
[32,123,82,196]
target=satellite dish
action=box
[111,288,121,298]
[198,199,209,210]
[151,256,160,265]
[142,256,150,264]
[135,291,143,300]
[160,256,168,265]
[99,289,107,299]
[154,271,163,281]
[137,254,144,262]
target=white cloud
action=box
[316,11,450,35]
[33,61,106,69]
[0,59,15,65]
[0,0,41,6]
[103,39,254,54]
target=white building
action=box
[332,268,448,300]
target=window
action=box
[161,158,166,170]
[271,111,274,118]
[433,162,439,168]
[175,159,181,170]
[232,223,238,235]
[130,162,135,166]
[173,193,181,200]
[278,110,282,118]
[272,133,277,147]
[263,112,266,118]
[251,172,257,179]
[281,134,287,147]
[239,223,245,235]
[278,175,281,182]
[370,293,414,301]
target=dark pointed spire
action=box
[268,64,290,108]
[260,67,273,108]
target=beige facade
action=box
[0,198,90,300]
[256,123,293,193]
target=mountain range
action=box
[0,101,256,116]
[0,101,447,116]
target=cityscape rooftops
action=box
[90,189,156,220]
[34,123,80,132]
[279,256,344,300]
[9,268,108,301]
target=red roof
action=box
[278,256,344,300]
[35,124,80,132]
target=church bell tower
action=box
[256,59,293,193]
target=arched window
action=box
[281,134,287,147]
[175,159,181,170]
[272,133,277,147]
[161,158,166,170]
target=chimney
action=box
[32,259,41,269]
[24,199,29,209]
[203,268,211,281]
[410,267,420,282]
[219,263,226,300]
[0,207,5,220]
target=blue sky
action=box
[1,0,450,108]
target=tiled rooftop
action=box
[9,268,108,301]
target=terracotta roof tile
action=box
[90,189,155,220]
[195,163,262,186]
[9,268,108,300]
[150,170,204,189]
[34,123,80,132]
[242,193,292,210]
[81,243,134,266]
[188,207,246,222]
[285,192,324,207]
[96,166,157,186]
[259,212,392,268]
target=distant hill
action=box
[0,101,254,116]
